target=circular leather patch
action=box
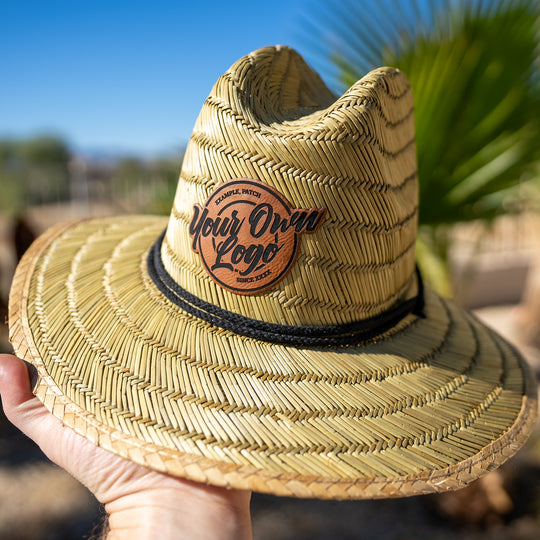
[189,178,326,294]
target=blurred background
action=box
[1,0,540,538]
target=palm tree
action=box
[300,0,540,295]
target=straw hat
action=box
[9,45,537,500]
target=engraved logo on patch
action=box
[189,178,326,294]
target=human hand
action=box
[0,354,253,540]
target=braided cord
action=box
[147,230,425,347]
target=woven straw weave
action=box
[164,46,417,326]
[9,46,537,500]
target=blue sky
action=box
[2,0,339,157]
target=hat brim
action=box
[9,216,538,500]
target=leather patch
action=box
[189,178,326,294]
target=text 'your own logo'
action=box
[189,178,326,294]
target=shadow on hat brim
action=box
[8,216,537,500]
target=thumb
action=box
[0,353,128,493]
[0,353,55,441]
[0,354,102,474]
[0,353,172,499]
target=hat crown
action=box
[163,46,418,326]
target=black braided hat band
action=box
[147,230,425,348]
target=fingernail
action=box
[23,361,39,391]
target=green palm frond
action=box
[300,0,540,293]
[305,0,540,224]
